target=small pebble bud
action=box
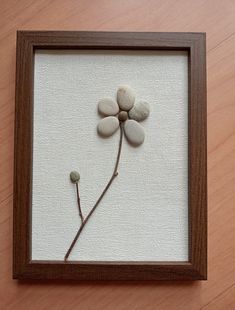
[70,171,80,183]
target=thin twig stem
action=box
[76,182,84,223]
[64,123,124,261]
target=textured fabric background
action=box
[32,50,188,261]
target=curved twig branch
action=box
[75,182,84,223]
[64,123,124,261]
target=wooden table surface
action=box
[0,1,234,309]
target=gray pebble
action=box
[124,120,145,146]
[117,85,135,111]
[70,171,80,183]
[98,97,119,116]
[97,116,119,137]
[129,101,150,121]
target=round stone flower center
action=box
[118,111,128,122]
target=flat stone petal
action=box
[97,116,119,137]
[117,85,135,111]
[98,97,119,116]
[124,120,145,146]
[129,101,150,121]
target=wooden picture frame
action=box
[13,31,207,280]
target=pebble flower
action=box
[65,85,150,261]
[97,85,150,146]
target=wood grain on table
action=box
[0,0,235,309]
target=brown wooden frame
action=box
[13,31,207,280]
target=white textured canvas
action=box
[32,50,188,261]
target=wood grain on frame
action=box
[13,31,207,280]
